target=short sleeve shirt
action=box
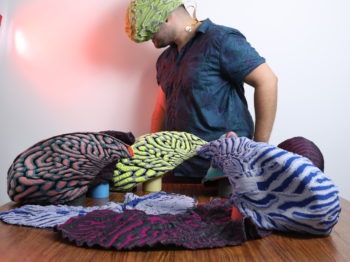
[156,19,265,142]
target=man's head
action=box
[151,5,192,48]
[150,16,177,48]
[125,0,192,47]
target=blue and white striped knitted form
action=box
[197,136,341,235]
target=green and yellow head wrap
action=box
[125,0,183,43]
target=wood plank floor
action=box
[0,183,349,262]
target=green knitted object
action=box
[125,0,183,43]
[111,131,207,191]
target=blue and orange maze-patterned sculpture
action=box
[8,132,133,204]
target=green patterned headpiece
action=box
[125,0,183,43]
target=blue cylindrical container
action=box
[90,183,109,198]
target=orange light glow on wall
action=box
[10,0,105,105]
[8,0,159,112]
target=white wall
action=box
[0,0,349,205]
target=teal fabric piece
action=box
[203,167,226,182]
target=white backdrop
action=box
[1,0,349,205]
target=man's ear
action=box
[166,10,177,24]
[165,15,171,24]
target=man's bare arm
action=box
[244,63,278,143]
[151,87,166,133]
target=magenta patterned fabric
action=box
[7,132,133,204]
[55,199,270,250]
[278,136,324,171]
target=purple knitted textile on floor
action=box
[55,199,270,250]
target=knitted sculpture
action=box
[112,131,207,191]
[7,132,133,204]
[204,135,325,182]
[197,136,341,235]
[278,136,325,171]
[55,199,269,250]
[203,131,238,182]
[125,0,183,42]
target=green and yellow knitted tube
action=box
[111,131,207,191]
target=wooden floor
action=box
[0,183,349,262]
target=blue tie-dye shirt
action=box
[156,19,265,177]
[157,19,265,141]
